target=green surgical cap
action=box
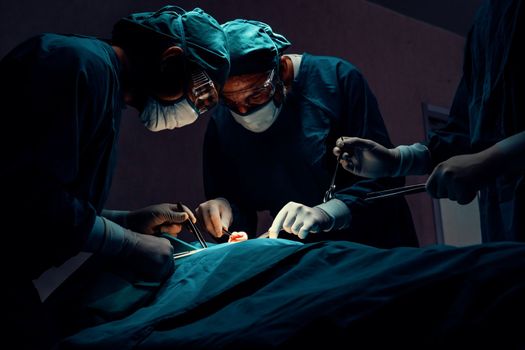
[115,6,230,85]
[222,19,291,76]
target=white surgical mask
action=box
[139,96,199,132]
[230,99,282,133]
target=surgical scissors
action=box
[364,183,427,201]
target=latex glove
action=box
[84,217,175,281]
[228,231,248,243]
[268,202,333,239]
[121,230,175,281]
[195,198,233,238]
[333,137,399,178]
[426,152,494,204]
[126,203,196,236]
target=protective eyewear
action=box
[221,69,277,114]
[188,69,219,114]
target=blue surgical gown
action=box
[204,54,417,247]
[427,0,525,242]
[0,34,123,279]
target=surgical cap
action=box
[222,19,291,76]
[113,6,230,85]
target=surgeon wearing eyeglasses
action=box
[196,19,417,247]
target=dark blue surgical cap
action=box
[222,19,291,76]
[114,6,230,85]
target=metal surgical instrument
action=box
[324,137,345,203]
[364,183,427,201]
[177,202,208,248]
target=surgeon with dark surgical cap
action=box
[197,19,417,247]
[0,6,229,349]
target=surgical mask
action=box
[140,69,218,131]
[230,98,282,133]
[140,97,199,131]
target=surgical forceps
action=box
[364,183,427,201]
[323,156,340,203]
[177,202,208,248]
[324,137,345,203]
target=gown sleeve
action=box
[0,39,117,275]
[424,77,472,168]
[330,67,415,242]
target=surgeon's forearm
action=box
[393,143,432,176]
[315,199,351,231]
[483,131,525,174]
[83,216,128,255]
[102,209,130,227]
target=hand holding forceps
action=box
[324,138,427,202]
[323,137,426,203]
[154,203,208,259]
[165,202,207,249]
[179,202,208,248]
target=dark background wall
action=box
[0,0,481,245]
[369,0,482,36]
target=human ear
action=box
[160,46,184,72]
[279,55,294,87]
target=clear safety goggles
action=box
[220,69,277,114]
[187,69,219,114]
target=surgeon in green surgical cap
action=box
[0,5,229,349]
[196,19,417,246]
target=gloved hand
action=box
[268,202,333,239]
[126,203,196,236]
[333,137,399,178]
[426,152,494,204]
[195,198,233,238]
[120,230,175,281]
[85,217,175,281]
[427,131,525,204]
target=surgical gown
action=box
[426,0,525,242]
[204,54,417,247]
[0,34,123,279]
